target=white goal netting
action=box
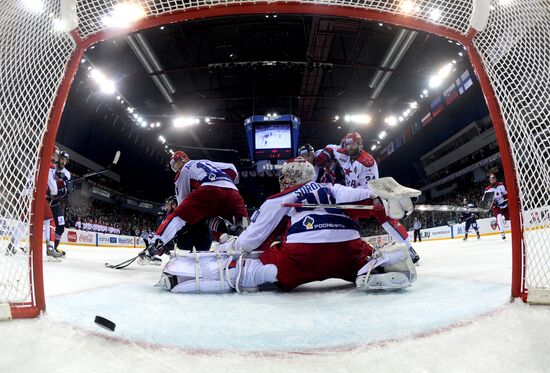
[1,0,549,315]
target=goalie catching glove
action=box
[368,177,422,220]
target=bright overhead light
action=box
[429,75,442,88]
[344,115,351,122]
[429,9,442,21]
[334,115,340,121]
[398,116,404,122]
[371,145,377,151]
[205,117,211,124]
[349,114,371,125]
[378,131,387,139]
[173,116,198,128]
[90,69,116,94]
[127,107,134,113]
[422,89,429,95]
[160,26,165,30]
[81,58,86,63]
[156,122,161,127]
[400,0,415,13]
[337,126,342,129]
[23,0,44,13]
[149,123,155,128]
[385,116,397,126]
[140,122,147,128]
[409,101,418,109]
[438,63,454,79]
[102,2,146,28]
[116,95,121,100]
[378,23,383,27]
[458,52,464,57]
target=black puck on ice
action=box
[94,315,116,332]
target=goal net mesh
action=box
[1,0,548,313]
[473,0,550,299]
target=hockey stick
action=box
[105,247,146,269]
[72,151,121,182]
[282,192,494,214]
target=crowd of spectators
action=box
[65,193,157,237]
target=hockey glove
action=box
[216,234,240,254]
[147,239,165,257]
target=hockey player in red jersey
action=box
[157,157,417,293]
[484,173,509,239]
[146,151,248,260]
[315,132,420,263]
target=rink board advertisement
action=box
[61,229,145,248]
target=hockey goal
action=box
[1,0,549,318]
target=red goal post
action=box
[1,0,548,318]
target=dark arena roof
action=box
[57,14,490,202]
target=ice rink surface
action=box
[2,235,550,373]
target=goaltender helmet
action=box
[170,150,189,172]
[279,157,314,191]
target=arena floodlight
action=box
[400,0,415,13]
[173,116,197,128]
[430,8,442,21]
[90,69,116,94]
[23,0,43,13]
[102,2,146,28]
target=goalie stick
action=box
[282,190,494,214]
[72,151,121,182]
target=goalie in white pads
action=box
[158,157,417,293]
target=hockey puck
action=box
[94,315,116,332]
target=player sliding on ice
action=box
[141,151,248,264]
[157,157,418,293]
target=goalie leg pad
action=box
[356,272,411,291]
[378,242,417,283]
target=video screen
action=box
[254,123,292,150]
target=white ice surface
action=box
[2,235,550,373]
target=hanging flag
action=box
[430,95,445,117]
[443,81,460,105]
[456,69,473,94]
[421,112,432,127]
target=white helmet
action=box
[279,157,314,190]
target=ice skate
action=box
[137,252,162,266]
[46,244,63,262]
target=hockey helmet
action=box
[51,146,60,162]
[279,157,314,191]
[341,132,363,157]
[298,144,314,156]
[170,150,189,172]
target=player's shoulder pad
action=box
[49,164,56,169]
[484,185,494,191]
[267,183,306,200]
[496,182,505,187]
[174,170,181,182]
[356,151,376,167]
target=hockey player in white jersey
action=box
[146,151,247,260]
[157,157,417,293]
[484,173,509,239]
[315,132,420,263]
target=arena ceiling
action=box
[59,13,468,198]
